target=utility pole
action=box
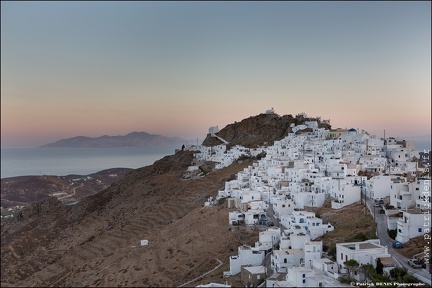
[384,129,387,174]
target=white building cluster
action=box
[187,110,430,287]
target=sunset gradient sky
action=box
[1,1,431,148]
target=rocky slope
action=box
[1,151,257,287]
[1,168,133,209]
[202,112,331,148]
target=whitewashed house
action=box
[329,179,361,209]
[336,239,391,280]
[389,177,428,209]
[234,189,261,211]
[396,209,431,244]
[254,227,281,251]
[305,216,334,240]
[271,248,304,273]
[280,211,333,240]
[306,191,326,208]
[284,266,349,287]
[365,175,392,200]
[272,197,295,218]
[358,155,387,174]
[311,258,339,276]
[243,209,267,225]
[303,240,323,267]
[228,245,265,276]
[416,177,431,209]
[228,211,245,226]
[279,226,310,249]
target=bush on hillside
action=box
[387,229,397,240]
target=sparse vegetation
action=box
[255,151,267,160]
[387,229,397,240]
[337,276,351,284]
[307,203,376,253]
[375,258,384,275]
[344,259,359,280]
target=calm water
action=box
[1,146,179,179]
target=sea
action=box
[1,146,180,179]
[1,136,430,179]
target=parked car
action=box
[267,221,274,227]
[392,241,403,249]
[374,198,384,204]
[407,259,422,268]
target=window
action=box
[418,228,422,233]
[303,279,306,284]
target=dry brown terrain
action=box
[1,112,338,287]
[306,201,377,255]
[1,151,258,287]
[1,168,133,209]
[396,236,430,260]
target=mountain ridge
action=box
[40,131,186,148]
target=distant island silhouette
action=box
[40,132,186,148]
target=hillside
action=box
[40,132,185,148]
[1,151,258,287]
[1,168,133,209]
[202,112,331,148]
[1,112,331,287]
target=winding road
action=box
[58,183,83,200]
[365,197,431,285]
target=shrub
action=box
[322,244,328,252]
[337,276,351,284]
[328,244,336,256]
[402,273,419,283]
[376,258,384,275]
[387,229,397,240]
[389,267,407,279]
[256,151,267,160]
[346,232,368,242]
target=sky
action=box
[1,1,431,148]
